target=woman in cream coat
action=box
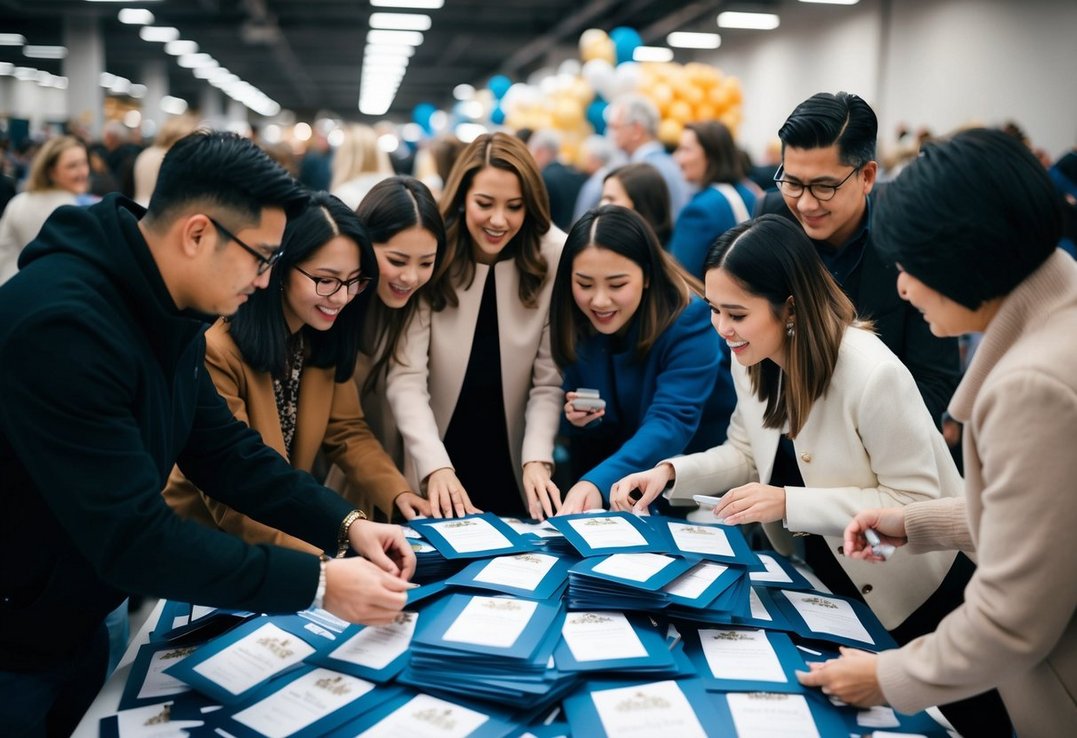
[801,129,1075,737]
[614,214,1009,737]
[387,133,565,520]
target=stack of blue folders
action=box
[547,512,759,618]
[406,512,541,583]
[395,592,573,710]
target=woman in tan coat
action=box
[387,132,565,520]
[164,192,424,553]
[799,129,1076,737]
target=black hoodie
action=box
[0,194,353,670]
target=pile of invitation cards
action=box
[398,592,577,713]
[99,509,957,738]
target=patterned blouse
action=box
[273,335,305,458]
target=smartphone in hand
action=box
[572,387,606,412]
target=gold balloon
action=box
[668,99,693,124]
[658,118,683,148]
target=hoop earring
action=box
[786,321,795,338]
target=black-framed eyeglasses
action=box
[208,216,284,275]
[773,164,862,202]
[293,266,373,298]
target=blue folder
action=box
[306,612,418,683]
[562,678,727,737]
[647,515,764,571]
[681,625,807,693]
[445,551,573,600]
[771,588,898,651]
[553,611,674,673]
[163,616,321,705]
[412,592,563,659]
[546,511,670,557]
[748,550,814,589]
[407,512,537,559]
[211,667,401,738]
[322,689,517,738]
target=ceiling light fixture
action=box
[139,26,181,43]
[366,29,423,46]
[370,13,432,31]
[717,12,780,30]
[633,46,674,63]
[164,39,198,56]
[23,45,67,59]
[370,0,444,8]
[118,9,155,25]
[667,31,721,49]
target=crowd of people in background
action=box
[1,90,1075,736]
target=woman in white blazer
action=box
[612,214,1009,737]
[387,133,565,520]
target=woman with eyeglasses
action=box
[164,191,423,552]
[323,176,450,521]
[386,132,566,520]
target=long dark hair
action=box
[356,176,449,394]
[229,191,376,382]
[439,132,551,309]
[604,163,672,245]
[685,121,745,186]
[704,214,860,437]
[551,204,699,366]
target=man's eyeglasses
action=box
[294,266,373,298]
[773,164,862,202]
[208,217,284,275]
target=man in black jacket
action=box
[757,92,959,427]
[0,131,415,736]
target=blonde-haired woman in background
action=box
[331,124,394,210]
[133,114,199,206]
[0,135,89,285]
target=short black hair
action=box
[874,128,1064,309]
[229,191,374,381]
[146,130,307,227]
[778,91,877,167]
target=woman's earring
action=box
[786,321,795,338]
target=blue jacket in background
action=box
[669,182,758,279]
[561,296,735,498]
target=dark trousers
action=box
[805,538,1012,737]
[0,624,109,737]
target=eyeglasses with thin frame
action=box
[293,266,372,298]
[207,216,284,275]
[773,163,862,202]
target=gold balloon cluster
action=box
[641,62,743,148]
[502,28,743,164]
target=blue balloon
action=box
[586,97,608,134]
[490,105,506,126]
[610,26,643,65]
[487,74,512,100]
[412,102,437,131]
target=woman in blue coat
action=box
[552,205,736,513]
[668,121,759,279]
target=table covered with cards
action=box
[81,512,953,738]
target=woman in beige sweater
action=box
[799,129,1077,737]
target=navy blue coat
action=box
[669,182,758,279]
[561,297,735,497]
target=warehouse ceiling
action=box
[0,0,780,120]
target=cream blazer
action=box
[387,229,566,505]
[666,327,961,629]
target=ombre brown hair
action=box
[438,132,551,308]
[704,214,869,438]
